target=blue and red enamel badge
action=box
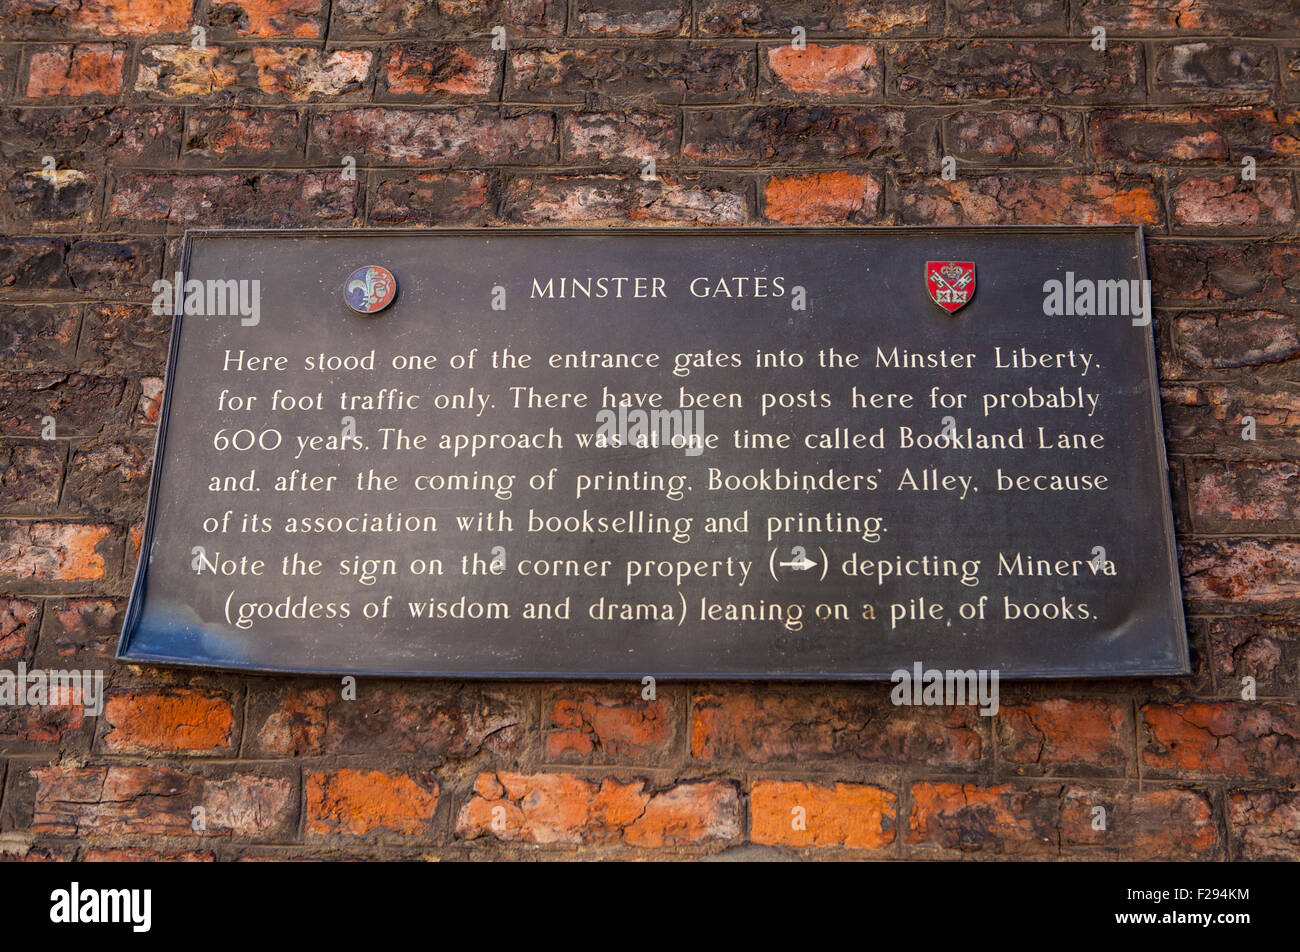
[926,261,975,314]
[344,265,397,314]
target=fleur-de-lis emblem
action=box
[344,265,397,313]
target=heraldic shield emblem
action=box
[345,265,397,314]
[926,261,975,314]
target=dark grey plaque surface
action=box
[119,228,1188,679]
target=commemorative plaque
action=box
[119,228,1188,678]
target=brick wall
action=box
[0,0,1297,860]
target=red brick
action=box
[0,0,190,36]
[564,111,678,164]
[945,110,1079,165]
[1203,617,1300,697]
[576,0,687,35]
[1091,108,1300,163]
[1171,174,1295,231]
[544,690,676,763]
[101,690,236,755]
[83,848,214,861]
[502,173,747,225]
[381,43,499,98]
[0,443,62,513]
[692,691,983,766]
[1161,383,1300,458]
[765,44,879,98]
[0,521,120,586]
[109,171,358,227]
[370,171,491,225]
[247,683,524,758]
[1143,702,1300,778]
[206,0,326,37]
[26,44,124,98]
[0,698,86,746]
[684,106,924,165]
[0,598,39,660]
[309,107,556,165]
[64,442,151,515]
[896,173,1161,226]
[33,598,122,666]
[507,47,752,104]
[764,171,881,223]
[751,781,896,849]
[1075,0,1297,35]
[1181,540,1300,611]
[29,765,295,838]
[136,378,164,427]
[456,772,739,848]
[306,769,439,837]
[1229,791,1300,860]
[1188,461,1300,532]
[997,700,1129,774]
[890,41,1143,103]
[950,0,1066,34]
[698,0,942,36]
[908,783,1216,858]
[1175,310,1300,371]
[330,0,566,38]
[183,108,306,163]
[135,45,372,100]
[1149,241,1300,307]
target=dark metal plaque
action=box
[119,228,1188,679]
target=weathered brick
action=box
[997,700,1129,775]
[0,598,40,660]
[890,41,1143,103]
[75,304,170,375]
[25,765,295,839]
[331,0,566,38]
[26,44,124,99]
[370,171,491,225]
[0,107,183,165]
[576,0,688,35]
[63,442,151,516]
[456,772,740,848]
[698,0,942,36]
[1143,702,1300,778]
[1229,791,1300,860]
[110,171,358,227]
[1175,310,1300,371]
[908,783,1216,858]
[949,0,1066,34]
[503,173,747,225]
[309,107,556,165]
[0,305,78,370]
[544,690,676,763]
[1171,174,1295,231]
[83,847,214,861]
[100,689,236,754]
[750,781,896,849]
[1152,42,1277,101]
[136,377,164,426]
[1188,461,1300,535]
[1075,0,1299,35]
[68,239,164,295]
[306,769,439,837]
[764,44,879,99]
[692,691,983,766]
[1149,241,1300,307]
[0,521,121,589]
[1091,108,1300,164]
[205,0,326,37]
[34,597,122,666]
[247,683,525,758]
[0,372,124,436]
[1162,383,1300,458]
[380,43,499,99]
[945,110,1079,165]
[183,108,306,163]
[764,171,882,223]
[0,0,190,37]
[0,442,62,513]
[1182,540,1300,611]
[564,110,678,164]
[0,238,71,292]
[1202,616,1300,699]
[135,45,372,101]
[507,47,753,104]
[5,167,99,226]
[0,700,87,749]
[684,107,925,164]
[895,173,1161,226]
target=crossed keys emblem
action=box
[925,261,975,314]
